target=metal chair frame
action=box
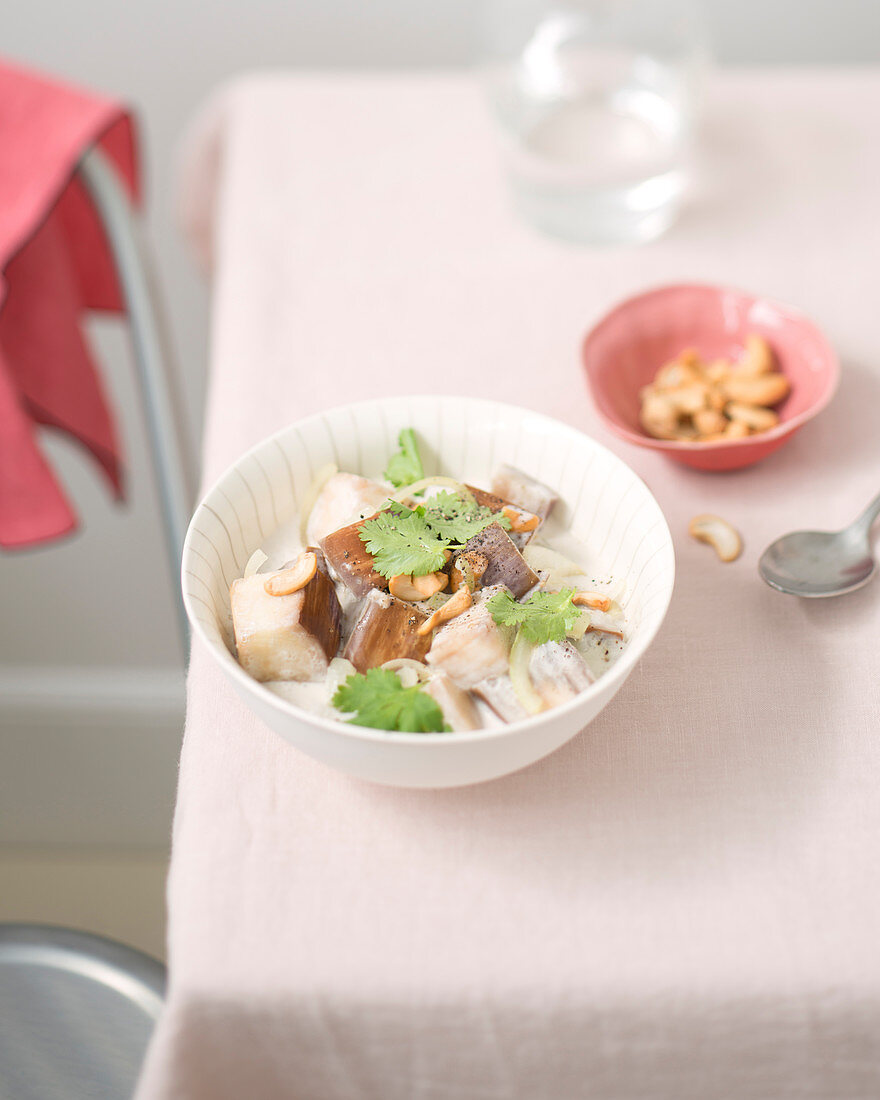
[77,148,193,652]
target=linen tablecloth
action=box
[138,70,880,1099]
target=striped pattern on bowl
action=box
[182,396,675,788]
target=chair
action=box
[0,149,190,1093]
[0,923,165,1099]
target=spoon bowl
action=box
[759,492,880,597]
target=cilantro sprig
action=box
[384,428,424,488]
[486,588,584,645]
[358,493,507,580]
[421,490,510,544]
[358,502,450,579]
[332,669,449,733]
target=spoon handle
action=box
[853,490,880,536]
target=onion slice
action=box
[327,657,358,693]
[380,658,432,687]
[522,545,584,577]
[567,609,591,641]
[508,631,545,716]
[243,548,268,578]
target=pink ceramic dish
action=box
[582,284,840,471]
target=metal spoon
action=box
[759,491,880,597]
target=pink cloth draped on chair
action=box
[0,59,139,548]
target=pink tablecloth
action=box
[138,70,880,1099]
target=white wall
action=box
[2,1,878,847]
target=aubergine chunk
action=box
[319,514,387,597]
[230,553,342,682]
[425,601,511,690]
[462,522,539,599]
[529,640,593,708]
[306,472,390,545]
[473,676,529,724]
[343,589,431,672]
[423,674,482,731]
[490,465,558,522]
[464,484,542,550]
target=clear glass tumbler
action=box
[482,0,708,245]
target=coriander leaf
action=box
[358,503,450,579]
[486,588,584,645]
[332,669,449,733]
[421,491,510,545]
[384,428,425,488]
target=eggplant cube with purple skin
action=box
[472,675,529,724]
[465,485,543,551]
[462,522,539,599]
[230,556,342,682]
[319,514,387,597]
[490,465,558,523]
[344,589,431,672]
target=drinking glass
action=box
[482,0,708,245]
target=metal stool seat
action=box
[0,924,165,1099]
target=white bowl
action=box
[182,396,675,788]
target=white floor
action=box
[0,848,169,960]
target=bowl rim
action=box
[182,395,676,747]
[582,281,841,452]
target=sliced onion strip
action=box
[327,657,357,691]
[522,545,584,577]
[380,658,432,686]
[567,609,591,641]
[508,632,545,716]
[243,548,268,578]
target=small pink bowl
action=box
[582,284,840,471]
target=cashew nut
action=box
[721,372,790,407]
[501,507,540,534]
[667,382,710,416]
[263,552,318,596]
[417,587,473,636]
[639,391,680,440]
[655,360,703,389]
[725,402,779,432]
[706,387,728,411]
[723,418,751,439]
[572,591,613,612]
[693,408,728,436]
[389,570,448,602]
[672,425,701,441]
[688,514,743,563]
[639,337,788,444]
[704,359,732,383]
[739,334,774,375]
